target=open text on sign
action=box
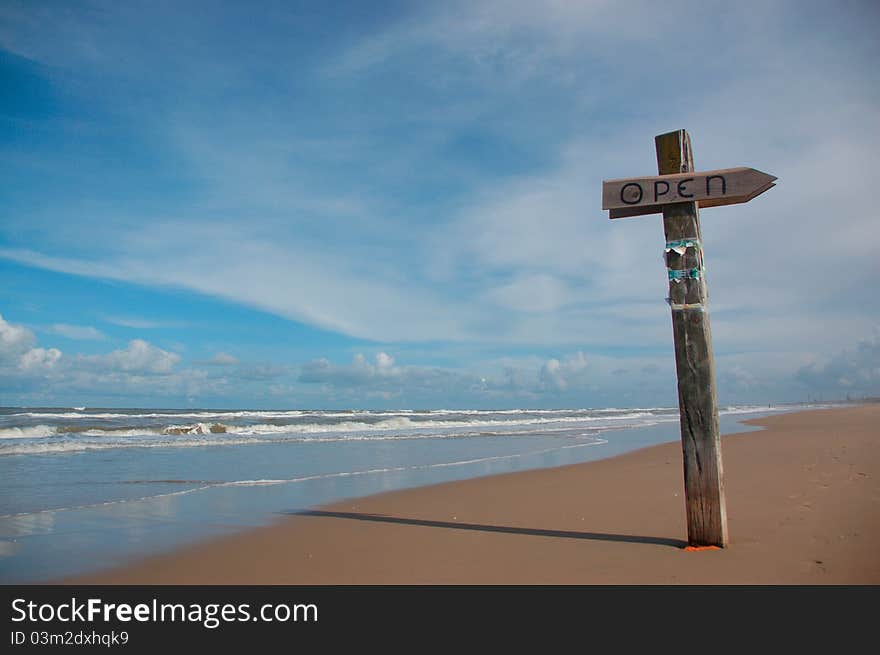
[602,167,776,219]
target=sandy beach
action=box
[68,405,879,584]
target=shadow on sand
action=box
[286,509,686,548]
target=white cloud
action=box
[796,329,880,394]
[300,349,599,398]
[324,0,682,79]
[19,347,62,373]
[1,1,878,408]
[48,324,106,340]
[206,352,239,366]
[486,273,572,314]
[82,339,180,375]
[0,231,472,343]
[0,313,35,362]
[0,314,65,375]
[0,314,288,404]
[230,364,289,381]
[300,352,401,387]
[299,352,480,393]
[102,316,173,329]
[375,352,394,371]
[539,351,589,392]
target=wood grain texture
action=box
[655,129,728,547]
[602,167,776,212]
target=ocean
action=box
[0,404,818,582]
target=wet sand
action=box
[69,405,879,584]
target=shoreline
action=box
[65,404,879,584]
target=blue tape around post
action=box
[664,238,701,252]
[667,267,701,281]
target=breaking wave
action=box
[0,404,813,457]
[0,425,58,439]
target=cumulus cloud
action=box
[299,350,601,399]
[47,324,106,340]
[0,313,296,405]
[0,313,36,362]
[19,347,63,373]
[796,329,880,394]
[539,351,589,392]
[0,314,65,375]
[301,352,401,387]
[2,316,180,378]
[81,339,180,375]
[300,352,478,393]
[231,364,289,381]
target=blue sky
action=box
[1,0,878,409]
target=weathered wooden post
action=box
[601,129,776,547]
[655,129,726,547]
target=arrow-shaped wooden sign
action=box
[602,167,776,219]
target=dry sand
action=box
[69,405,879,584]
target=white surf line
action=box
[0,419,633,456]
[0,436,609,521]
[0,484,216,520]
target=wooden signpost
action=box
[602,129,776,547]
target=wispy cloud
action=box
[1,1,878,406]
[204,352,238,366]
[102,315,174,330]
[47,324,106,340]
